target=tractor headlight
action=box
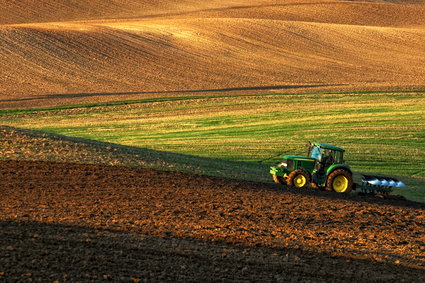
[278,162,287,168]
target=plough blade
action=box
[362,175,405,188]
[360,175,405,194]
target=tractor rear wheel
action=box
[326,169,353,193]
[272,174,285,184]
[286,169,310,188]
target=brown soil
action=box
[2,0,425,109]
[1,160,424,281]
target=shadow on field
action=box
[1,126,424,209]
[0,220,423,282]
[0,84,340,103]
[0,125,271,182]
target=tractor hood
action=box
[271,155,317,176]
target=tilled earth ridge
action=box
[2,1,425,109]
[0,160,424,281]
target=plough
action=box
[359,175,405,194]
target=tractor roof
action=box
[312,142,345,152]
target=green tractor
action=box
[270,142,353,193]
[270,142,406,194]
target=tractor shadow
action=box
[266,180,425,210]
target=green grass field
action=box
[1,91,425,201]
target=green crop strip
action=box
[1,91,425,182]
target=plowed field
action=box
[2,0,425,109]
[1,160,424,281]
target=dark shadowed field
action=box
[0,160,423,281]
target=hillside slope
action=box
[0,0,272,25]
[1,0,425,108]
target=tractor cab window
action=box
[334,151,343,164]
[321,149,334,165]
[310,146,343,164]
[310,146,321,160]
[321,149,343,164]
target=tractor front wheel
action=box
[286,169,310,188]
[326,169,353,193]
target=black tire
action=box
[286,169,310,188]
[326,169,353,193]
[272,174,285,184]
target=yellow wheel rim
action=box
[332,175,349,192]
[294,174,307,188]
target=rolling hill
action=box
[1,0,425,109]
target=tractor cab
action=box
[307,142,345,168]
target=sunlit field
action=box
[2,91,425,179]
